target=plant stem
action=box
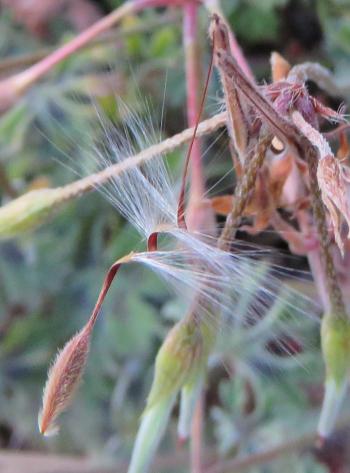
[183,2,204,207]
[190,392,204,473]
[0,12,180,75]
[0,0,192,112]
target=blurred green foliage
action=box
[0,1,349,472]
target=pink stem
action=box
[183,2,205,203]
[0,0,194,108]
[182,6,206,472]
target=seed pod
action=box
[0,188,68,239]
[318,312,350,440]
[38,323,92,436]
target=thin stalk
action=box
[0,0,192,112]
[182,6,215,466]
[0,12,180,75]
[177,20,216,230]
[183,2,204,210]
[190,392,204,473]
[85,252,134,329]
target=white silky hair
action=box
[129,229,319,365]
[87,99,178,238]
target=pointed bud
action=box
[0,188,66,239]
[38,323,92,436]
[318,312,350,440]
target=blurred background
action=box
[0,1,349,472]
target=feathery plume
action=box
[82,100,177,239]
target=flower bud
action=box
[38,323,92,436]
[147,317,213,408]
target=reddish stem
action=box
[87,261,122,328]
[0,0,195,111]
[183,2,204,200]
